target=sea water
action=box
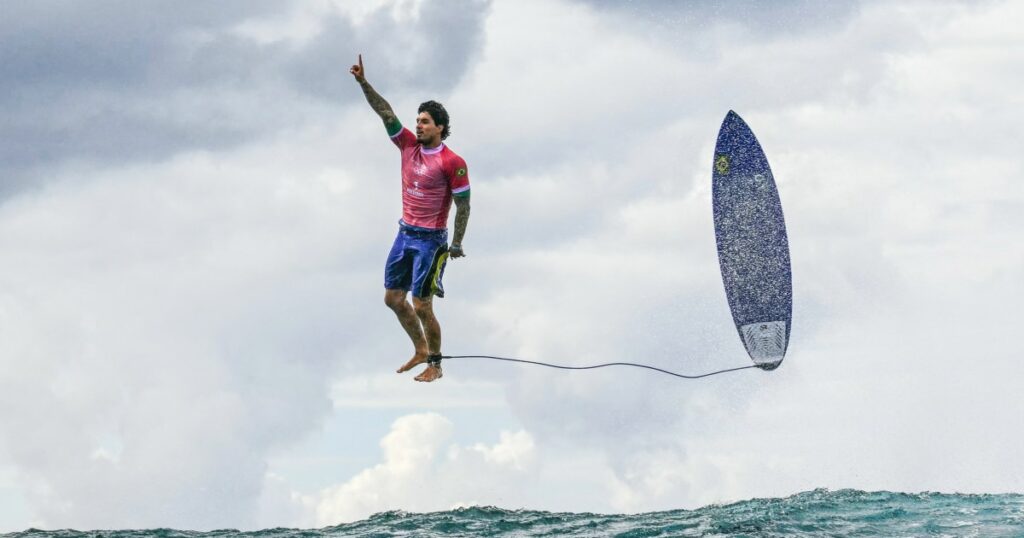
[4,489,1023,537]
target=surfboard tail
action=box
[739,321,787,369]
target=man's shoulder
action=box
[442,145,470,188]
[441,145,467,163]
[392,127,417,149]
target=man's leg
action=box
[413,296,441,353]
[412,296,443,382]
[386,288,429,373]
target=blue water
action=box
[4,489,1023,537]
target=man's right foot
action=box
[414,364,443,382]
[397,351,429,373]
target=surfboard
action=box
[712,110,792,370]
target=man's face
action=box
[415,112,443,144]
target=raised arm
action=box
[350,54,401,135]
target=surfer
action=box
[350,54,471,383]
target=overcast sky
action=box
[1,0,1022,531]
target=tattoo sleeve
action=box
[359,80,401,135]
[452,195,471,246]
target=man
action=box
[350,54,471,383]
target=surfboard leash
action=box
[438,354,767,380]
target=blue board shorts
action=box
[384,221,449,298]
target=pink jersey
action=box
[391,127,470,230]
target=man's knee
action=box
[384,290,407,310]
[412,297,434,319]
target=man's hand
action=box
[350,54,365,83]
[352,54,398,130]
[450,244,465,258]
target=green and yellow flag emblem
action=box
[715,155,730,175]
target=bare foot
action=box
[414,365,443,382]
[397,350,429,373]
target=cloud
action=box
[0,0,493,200]
[575,0,865,47]
[428,0,1024,510]
[1,2,279,188]
[330,374,507,409]
[0,135,375,528]
[314,413,538,524]
[284,0,492,102]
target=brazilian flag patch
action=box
[456,168,467,176]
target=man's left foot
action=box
[397,350,429,373]
[414,365,443,382]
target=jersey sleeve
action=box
[390,126,417,150]
[447,154,470,196]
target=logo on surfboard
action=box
[715,155,730,175]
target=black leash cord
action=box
[440,355,762,380]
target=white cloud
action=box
[429,0,1024,511]
[314,413,539,524]
[0,129,378,529]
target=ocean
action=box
[4,489,1022,537]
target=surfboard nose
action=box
[715,111,757,157]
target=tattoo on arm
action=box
[452,195,471,246]
[359,80,400,133]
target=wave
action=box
[5,489,1023,537]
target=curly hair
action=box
[418,100,451,140]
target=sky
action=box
[1,0,1022,531]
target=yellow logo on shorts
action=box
[715,155,730,175]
